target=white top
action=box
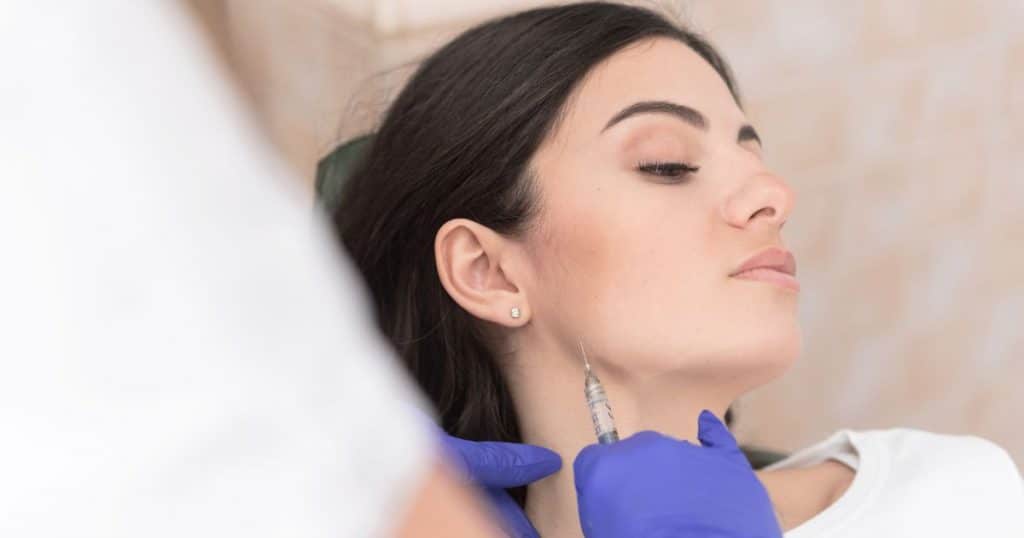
[0,1,432,536]
[764,429,1024,537]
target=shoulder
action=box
[856,428,1017,471]
[848,428,1024,533]
[854,428,1023,499]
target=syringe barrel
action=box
[584,374,619,444]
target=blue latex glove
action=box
[437,430,562,538]
[574,410,782,538]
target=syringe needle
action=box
[578,340,592,373]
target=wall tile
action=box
[745,83,849,175]
[859,0,993,61]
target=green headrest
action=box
[315,134,373,213]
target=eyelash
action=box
[635,160,700,181]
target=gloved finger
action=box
[572,442,604,490]
[696,409,741,452]
[486,488,542,538]
[572,431,667,491]
[446,436,562,488]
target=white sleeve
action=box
[0,2,434,536]
[960,436,1024,533]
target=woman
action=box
[328,2,1023,536]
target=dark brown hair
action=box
[329,1,740,503]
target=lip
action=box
[729,246,799,292]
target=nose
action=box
[721,172,795,230]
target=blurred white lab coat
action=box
[0,1,432,535]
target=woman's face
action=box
[522,37,800,387]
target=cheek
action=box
[527,186,719,347]
[528,202,616,310]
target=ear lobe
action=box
[435,218,529,327]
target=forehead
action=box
[554,37,743,139]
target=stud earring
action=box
[510,306,522,319]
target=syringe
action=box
[579,341,619,444]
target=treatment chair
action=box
[315,135,790,471]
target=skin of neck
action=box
[504,335,747,538]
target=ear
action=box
[435,218,530,327]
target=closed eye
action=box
[636,160,700,181]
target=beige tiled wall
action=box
[212,0,1023,465]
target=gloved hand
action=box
[436,429,562,538]
[574,410,782,538]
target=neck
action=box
[505,342,742,538]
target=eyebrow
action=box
[601,100,762,147]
